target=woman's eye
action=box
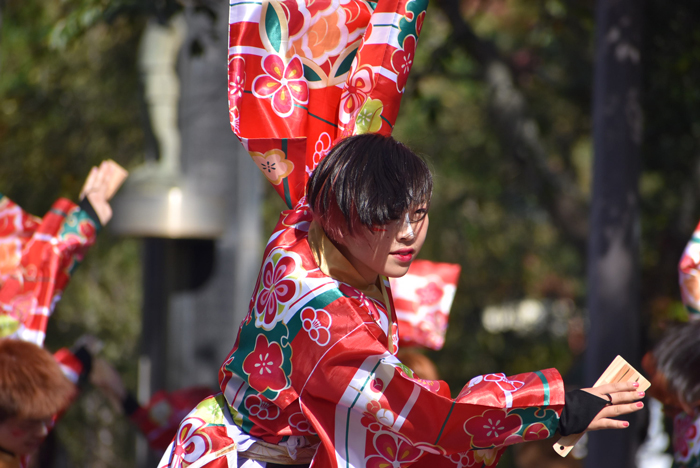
[411,209,427,220]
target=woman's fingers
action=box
[610,390,646,404]
[580,386,646,432]
[587,401,645,431]
[578,382,646,432]
[598,401,645,419]
[582,382,645,405]
[588,417,630,431]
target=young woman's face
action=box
[0,416,53,455]
[336,206,429,284]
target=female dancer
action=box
[158,135,642,468]
[158,2,643,467]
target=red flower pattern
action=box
[415,11,426,37]
[463,409,522,449]
[339,64,374,123]
[366,432,423,468]
[242,334,287,393]
[255,253,299,328]
[252,55,309,118]
[503,423,550,445]
[301,308,332,346]
[391,35,416,92]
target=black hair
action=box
[653,320,700,407]
[306,133,432,241]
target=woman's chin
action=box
[383,265,412,278]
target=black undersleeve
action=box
[558,389,609,436]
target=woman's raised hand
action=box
[581,381,645,431]
[79,160,128,225]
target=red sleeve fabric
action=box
[228,0,428,207]
[299,320,564,468]
[0,196,99,346]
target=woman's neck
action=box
[331,239,379,285]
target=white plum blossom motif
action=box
[289,412,315,433]
[228,56,245,134]
[306,132,332,176]
[245,394,280,421]
[375,408,396,427]
[301,308,332,346]
[229,64,245,100]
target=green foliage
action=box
[394,2,590,388]
[1,1,146,465]
[641,0,700,332]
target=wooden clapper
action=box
[104,160,129,200]
[553,355,651,457]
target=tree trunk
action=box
[585,0,644,467]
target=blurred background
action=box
[1,0,699,467]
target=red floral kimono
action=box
[0,194,98,346]
[157,1,566,467]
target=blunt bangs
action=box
[307,133,432,240]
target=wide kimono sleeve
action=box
[679,219,700,320]
[0,195,99,346]
[228,0,428,207]
[298,320,565,468]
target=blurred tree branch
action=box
[434,0,589,255]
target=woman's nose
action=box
[397,213,415,240]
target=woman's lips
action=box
[391,249,414,262]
